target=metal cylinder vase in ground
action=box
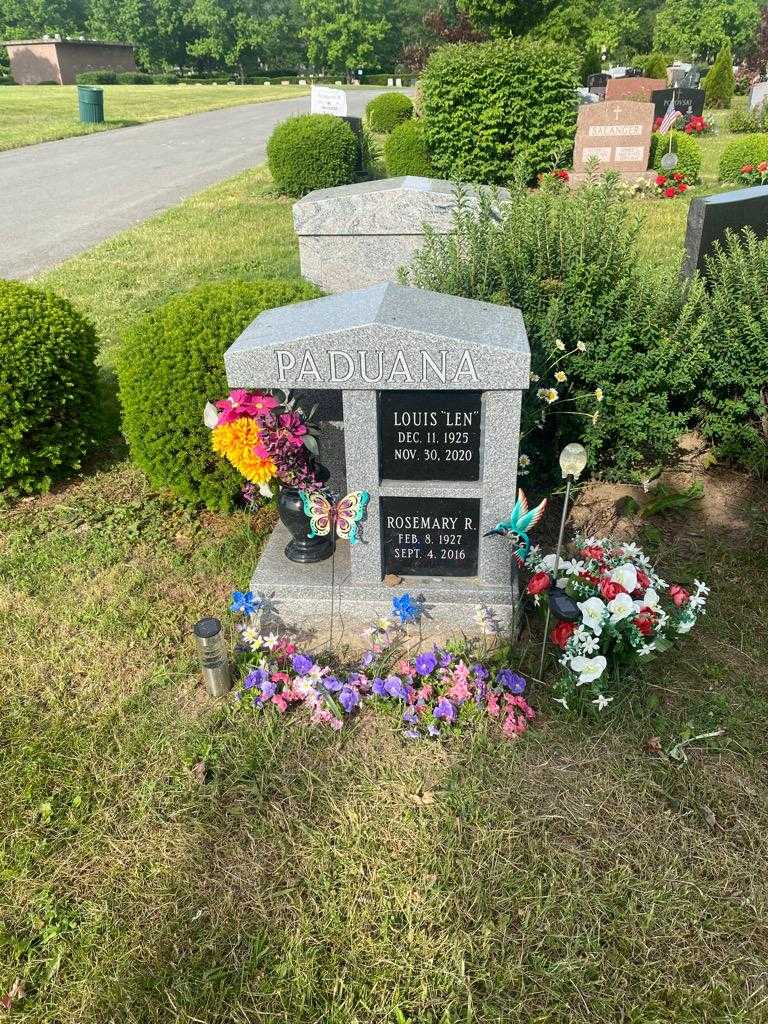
[193,617,231,697]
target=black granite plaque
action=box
[381,496,479,577]
[378,390,482,481]
[651,87,705,120]
[681,185,768,280]
[587,73,609,89]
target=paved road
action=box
[0,88,397,280]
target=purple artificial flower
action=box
[427,722,441,738]
[473,664,489,681]
[385,675,409,699]
[339,686,360,714]
[496,669,526,694]
[260,679,277,699]
[414,651,437,676]
[372,677,388,697]
[433,696,456,723]
[438,650,453,668]
[244,667,268,690]
[323,675,343,692]
[360,650,376,668]
[292,653,314,675]
[346,672,367,688]
[402,705,418,725]
[403,728,421,740]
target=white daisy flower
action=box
[592,693,614,711]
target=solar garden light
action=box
[193,617,231,698]
[538,443,588,678]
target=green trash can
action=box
[77,85,104,124]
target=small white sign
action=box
[614,146,644,162]
[582,146,612,163]
[310,84,348,116]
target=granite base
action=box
[251,523,520,648]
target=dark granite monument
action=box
[651,87,705,120]
[681,185,768,280]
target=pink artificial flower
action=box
[419,684,433,701]
[330,717,343,731]
[271,671,290,686]
[395,659,416,677]
[271,694,288,712]
[279,411,309,448]
[452,661,471,685]
[447,679,471,704]
[486,692,500,718]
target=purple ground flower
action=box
[372,677,387,697]
[473,664,489,680]
[433,696,456,723]
[260,679,277,699]
[402,705,418,725]
[414,651,437,676]
[244,667,268,690]
[360,650,376,668]
[292,653,314,675]
[339,686,360,713]
[427,722,441,738]
[403,728,421,740]
[497,669,526,694]
[323,675,343,692]
[384,675,408,699]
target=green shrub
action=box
[704,44,734,109]
[728,105,768,133]
[718,133,768,181]
[580,44,602,85]
[401,178,706,481]
[643,52,668,79]
[154,73,179,84]
[267,114,358,197]
[421,40,578,185]
[116,71,153,84]
[75,69,117,85]
[365,92,414,132]
[0,280,101,496]
[384,120,434,176]
[117,280,321,509]
[698,230,768,474]
[649,130,702,182]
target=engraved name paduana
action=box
[274,348,479,385]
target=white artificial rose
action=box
[677,616,695,634]
[569,655,608,684]
[610,563,638,594]
[608,591,635,622]
[578,596,607,634]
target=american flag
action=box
[658,98,683,135]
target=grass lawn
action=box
[3,120,768,1023]
[0,83,308,152]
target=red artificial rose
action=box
[669,583,689,607]
[653,117,662,129]
[742,164,754,174]
[633,611,654,637]
[655,174,667,186]
[673,172,683,181]
[664,186,677,198]
[684,123,693,133]
[551,620,576,649]
[678,182,688,192]
[527,571,551,595]
[599,578,625,601]
[636,569,651,591]
[579,572,601,586]
[555,169,570,181]
[581,545,604,561]
[759,161,768,173]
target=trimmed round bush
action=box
[649,130,702,182]
[116,71,153,85]
[76,69,117,85]
[643,52,668,79]
[117,279,321,509]
[365,92,414,132]
[718,134,768,181]
[154,73,179,84]
[267,114,358,197]
[421,40,578,185]
[384,120,434,176]
[0,280,100,496]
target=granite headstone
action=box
[681,184,768,280]
[651,87,705,120]
[571,100,655,183]
[749,81,768,111]
[605,76,666,102]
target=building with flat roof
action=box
[4,38,137,85]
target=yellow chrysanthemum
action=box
[212,420,276,485]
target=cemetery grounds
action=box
[0,83,309,151]
[1,125,768,1022]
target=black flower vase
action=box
[278,463,333,564]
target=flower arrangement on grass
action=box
[739,161,768,186]
[654,172,689,198]
[204,388,321,498]
[525,536,709,712]
[654,113,711,135]
[229,590,535,740]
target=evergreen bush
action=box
[644,52,668,79]
[154,73,179,84]
[718,134,768,181]
[75,70,117,84]
[401,179,706,481]
[365,92,413,132]
[421,40,578,185]
[116,71,153,84]
[267,114,358,197]
[384,120,434,176]
[649,130,702,182]
[728,106,768,133]
[704,44,734,109]
[0,280,101,495]
[117,280,321,509]
[698,230,768,474]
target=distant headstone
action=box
[395,77,402,86]
[311,84,348,116]
[335,79,343,86]
[281,80,290,85]
[624,67,644,77]
[576,87,600,105]
[387,77,394,86]
[587,73,609,90]
[607,66,627,78]
[299,78,307,85]
[651,87,705,120]
[293,177,510,293]
[682,185,768,280]
[263,80,270,86]
[571,100,655,183]
[749,81,768,111]
[605,76,666,102]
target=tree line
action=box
[1,0,764,78]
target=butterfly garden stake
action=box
[299,489,370,647]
